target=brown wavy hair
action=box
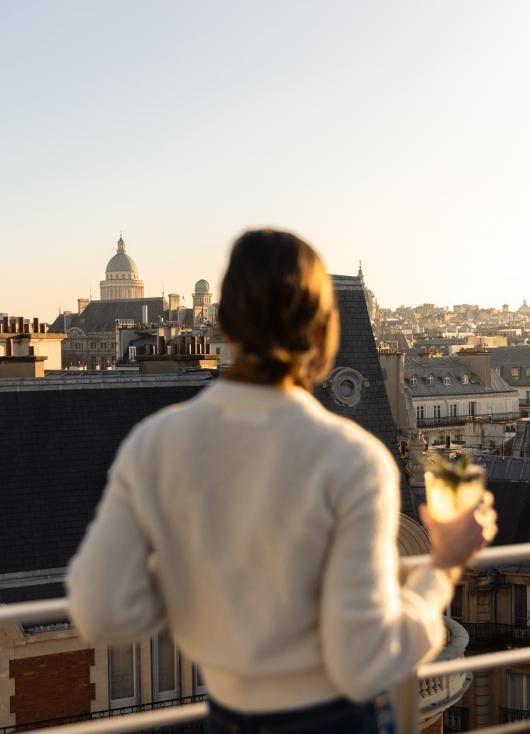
[219,229,339,389]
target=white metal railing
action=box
[3,543,530,734]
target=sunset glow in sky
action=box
[1,0,530,320]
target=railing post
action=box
[393,675,419,734]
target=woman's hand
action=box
[420,491,498,574]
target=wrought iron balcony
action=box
[499,706,530,723]
[444,705,470,732]
[417,415,466,427]
[417,412,521,428]
[0,697,207,734]
[463,622,530,650]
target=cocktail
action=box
[424,454,486,522]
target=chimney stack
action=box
[12,334,32,357]
[168,293,180,320]
[457,349,492,387]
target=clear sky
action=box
[1,0,529,320]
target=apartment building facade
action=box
[380,349,520,449]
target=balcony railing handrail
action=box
[5,542,530,734]
[417,411,521,427]
[3,544,529,628]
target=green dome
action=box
[195,279,210,293]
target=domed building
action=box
[517,299,530,316]
[99,236,145,300]
[192,278,213,327]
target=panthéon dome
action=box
[100,236,145,301]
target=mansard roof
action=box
[48,297,167,334]
[490,346,530,386]
[405,355,517,397]
[0,377,208,575]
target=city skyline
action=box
[0,228,528,322]
[2,1,530,318]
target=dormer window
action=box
[427,375,434,385]
[462,374,469,385]
[443,375,451,386]
[410,375,418,386]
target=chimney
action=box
[457,349,492,387]
[33,317,39,334]
[12,334,32,357]
[178,335,186,355]
[78,298,89,315]
[17,316,24,333]
[2,316,8,333]
[142,304,149,324]
[168,293,180,319]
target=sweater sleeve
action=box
[66,433,165,645]
[320,438,453,702]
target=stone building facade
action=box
[379,349,520,449]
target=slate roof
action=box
[405,355,517,397]
[48,298,167,334]
[476,455,530,482]
[490,346,530,387]
[0,382,205,575]
[315,275,415,517]
[466,456,530,547]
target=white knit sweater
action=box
[66,380,453,711]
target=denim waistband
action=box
[207,696,372,734]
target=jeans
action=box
[205,696,395,734]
